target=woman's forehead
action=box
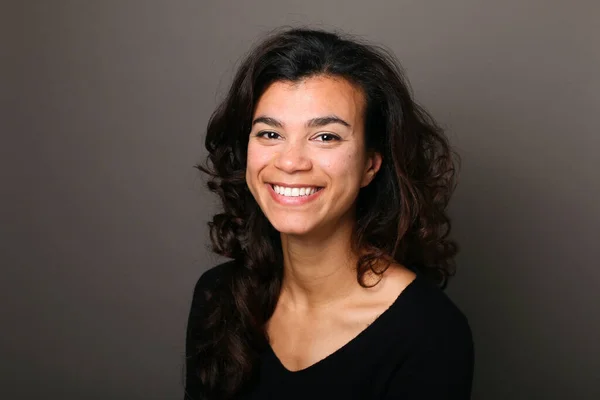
[253,76,365,126]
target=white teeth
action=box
[272,185,320,197]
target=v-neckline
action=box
[266,273,420,375]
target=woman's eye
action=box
[314,133,340,142]
[257,131,281,140]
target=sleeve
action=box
[184,274,210,400]
[383,313,474,399]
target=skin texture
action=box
[246,75,379,238]
[245,76,415,371]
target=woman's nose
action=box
[274,140,312,173]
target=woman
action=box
[185,27,474,400]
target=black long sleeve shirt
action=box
[185,262,474,399]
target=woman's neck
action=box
[278,221,364,312]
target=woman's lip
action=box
[266,183,324,205]
[267,182,324,188]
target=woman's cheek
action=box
[316,150,358,177]
[247,144,269,170]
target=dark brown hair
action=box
[190,27,460,399]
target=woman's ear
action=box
[361,151,383,188]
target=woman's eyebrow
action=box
[252,116,283,128]
[252,115,351,128]
[307,115,351,128]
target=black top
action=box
[185,261,474,399]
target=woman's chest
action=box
[266,303,386,372]
[238,344,400,400]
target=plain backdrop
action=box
[2,1,599,399]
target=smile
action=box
[266,183,324,205]
[271,185,323,197]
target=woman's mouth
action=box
[270,184,323,197]
[266,183,324,205]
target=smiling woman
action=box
[246,77,379,236]
[186,28,473,400]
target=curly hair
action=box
[190,27,460,399]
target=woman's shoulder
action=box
[187,260,238,337]
[384,266,469,328]
[188,260,239,313]
[397,273,473,344]
[193,260,237,293]
[374,275,474,397]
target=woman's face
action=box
[246,75,381,237]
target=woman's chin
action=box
[270,221,316,237]
[274,227,313,237]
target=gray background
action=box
[2,1,599,399]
